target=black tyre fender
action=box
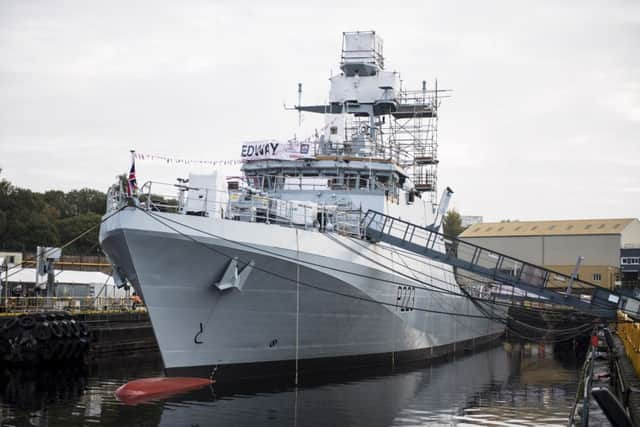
[63,339,75,359]
[67,340,79,359]
[50,321,64,339]
[50,340,64,360]
[59,320,72,338]
[18,315,36,330]
[69,320,81,337]
[3,317,18,331]
[34,322,52,341]
[0,326,8,341]
[39,340,56,361]
[78,337,90,352]
[78,322,89,337]
[19,331,37,351]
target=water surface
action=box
[0,341,580,426]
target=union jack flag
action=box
[126,160,138,197]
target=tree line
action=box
[0,175,106,255]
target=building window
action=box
[8,256,15,264]
[622,257,640,265]
[593,273,602,281]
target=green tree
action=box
[0,175,106,253]
[0,176,11,239]
[65,189,106,216]
[56,213,102,254]
[43,190,68,218]
[0,186,59,250]
[442,209,465,238]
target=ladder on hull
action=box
[361,210,640,320]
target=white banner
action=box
[241,140,314,161]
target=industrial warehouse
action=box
[460,218,640,290]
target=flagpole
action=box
[127,149,137,198]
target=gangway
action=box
[361,210,640,321]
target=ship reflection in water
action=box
[0,342,580,426]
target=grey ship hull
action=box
[100,208,504,382]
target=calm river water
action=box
[0,341,580,426]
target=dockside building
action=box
[459,218,640,290]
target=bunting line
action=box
[134,152,242,167]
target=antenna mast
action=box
[297,83,302,127]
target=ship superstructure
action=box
[293,31,441,202]
[99,31,504,382]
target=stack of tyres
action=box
[0,312,90,366]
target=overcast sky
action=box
[1,0,638,221]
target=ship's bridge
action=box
[240,157,417,207]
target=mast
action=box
[294,31,446,205]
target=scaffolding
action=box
[294,31,448,205]
[388,84,440,204]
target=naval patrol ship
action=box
[99,31,504,382]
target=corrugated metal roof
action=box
[460,218,637,238]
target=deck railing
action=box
[0,297,137,314]
[107,180,363,235]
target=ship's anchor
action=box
[194,322,204,344]
[213,257,255,291]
